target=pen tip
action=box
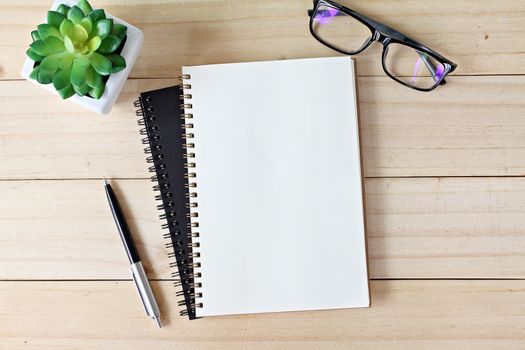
[154,316,163,328]
[103,177,108,186]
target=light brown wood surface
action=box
[2,0,525,78]
[1,177,525,280]
[1,0,524,349]
[2,280,525,350]
[2,76,525,179]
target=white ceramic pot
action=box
[20,0,144,115]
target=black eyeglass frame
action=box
[308,0,458,91]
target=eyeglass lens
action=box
[312,4,372,54]
[383,43,445,89]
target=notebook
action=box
[135,56,369,319]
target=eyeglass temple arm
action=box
[307,8,446,85]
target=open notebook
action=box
[136,57,369,318]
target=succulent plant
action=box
[26,0,127,99]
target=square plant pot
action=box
[20,0,144,115]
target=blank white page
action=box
[183,57,369,317]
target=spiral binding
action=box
[135,80,202,318]
[179,73,203,316]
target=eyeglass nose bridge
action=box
[372,31,391,46]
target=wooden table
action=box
[1,1,524,349]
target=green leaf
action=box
[77,0,93,16]
[40,52,74,72]
[30,40,52,56]
[89,81,106,99]
[67,6,84,24]
[86,36,101,52]
[53,68,72,90]
[60,53,75,69]
[72,23,89,42]
[111,23,127,41]
[64,35,75,53]
[29,66,40,80]
[73,82,91,96]
[39,54,61,73]
[37,68,54,84]
[88,9,106,23]
[47,11,66,28]
[107,54,126,73]
[58,84,75,99]
[56,4,70,16]
[90,52,112,75]
[79,17,93,35]
[71,58,90,86]
[93,19,112,40]
[60,19,74,38]
[26,48,44,62]
[44,36,65,53]
[86,65,102,88]
[98,35,121,54]
[37,23,62,39]
[31,30,41,42]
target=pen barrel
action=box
[105,183,141,263]
[131,262,161,320]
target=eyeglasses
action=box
[308,0,457,91]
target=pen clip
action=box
[131,268,149,315]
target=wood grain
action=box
[1,280,524,350]
[359,76,525,177]
[366,177,525,278]
[2,0,525,80]
[1,76,524,179]
[1,177,524,280]
[0,79,157,180]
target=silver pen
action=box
[104,178,163,328]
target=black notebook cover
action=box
[135,86,199,319]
